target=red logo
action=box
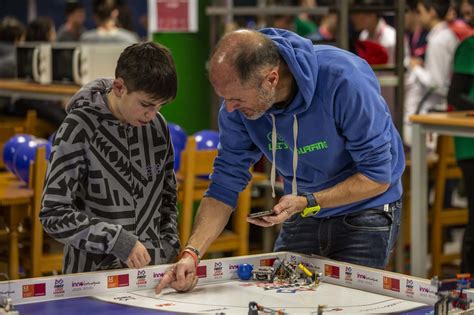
[383,276,400,292]
[260,258,277,267]
[197,265,207,278]
[22,283,46,298]
[107,274,130,288]
[324,265,340,279]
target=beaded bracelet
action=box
[180,248,201,268]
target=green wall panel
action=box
[152,0,212,136]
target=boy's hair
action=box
[25,17,54,41]
[115,42,178,103]
[93,0,116,24]
[65,0,84,16]
[418,0,451,18]
[0,16,25,43]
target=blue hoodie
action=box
[206,28,405,217]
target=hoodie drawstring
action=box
[270,114,299,199]
[291,115,298,195]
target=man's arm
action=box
[249,172,389,226]
[155,196,233,294]
[186,197,234,255]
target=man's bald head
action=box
[209,29,280,87]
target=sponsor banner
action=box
[0,252,440,306]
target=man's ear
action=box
[264,67,279,89]
[111,78,126,97]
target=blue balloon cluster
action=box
[194,130,219,150]
[2,134,52,184]
[167,124,220,173]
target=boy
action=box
[40,42,180,273]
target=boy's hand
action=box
[126,241,151,268]
[155,255,198,294]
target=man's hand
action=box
[126,241,151,269]
[246,194,306,226]
[155,254,198,294]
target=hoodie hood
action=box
[260,28,318,116]
[66,78,113,113]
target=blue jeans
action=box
[274,200,402,269]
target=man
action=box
[156,28,405,293]
[57,0,86,42]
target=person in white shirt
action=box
[403,0,459,147]
[410,0,459,113]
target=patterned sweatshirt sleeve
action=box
[157,126,180,261]
[40,112,138,262]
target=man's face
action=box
[117,89,166,127]
[71,9,86,26]
[212,77,276,120]
[417,3,433,28]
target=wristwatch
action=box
[300,192,321,217]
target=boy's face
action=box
[118,89,166,127]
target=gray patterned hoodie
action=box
[40,78,180,273]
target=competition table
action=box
[2,252,465,314]
[409,111,474,278]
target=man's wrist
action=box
[300,192,321,217]
[180,245,201,267]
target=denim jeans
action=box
[274,200,402,269]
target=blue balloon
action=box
[14,139,51,184]
[2,134,34,173]
[168,122,187,171]
[194,130,219,151]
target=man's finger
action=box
[181,272,196,292]
[155,270,175,294]
[247,217,275,227]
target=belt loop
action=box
[384,204,389,212]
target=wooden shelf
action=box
[206,6,329,16]
[0,79,79,101]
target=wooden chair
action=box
[430,135,468,277]
[22,146,63,277]
[177,137,251,256]
[0,110,37,135]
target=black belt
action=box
[372,199,402,212]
